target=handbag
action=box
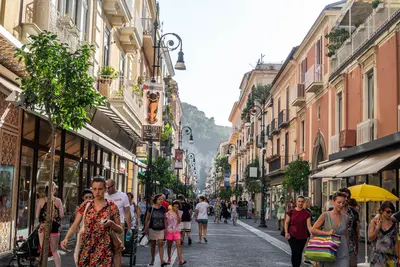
[280,209,293,237]
[111,229,124,253]
[139,234,149,246]
[74,201,91,265]
[304,212,342,263]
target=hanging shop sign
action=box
[119,160,126,173]
[174,149,184,169]
[224,172,230,188]
[142,82,164,142]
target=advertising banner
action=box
[142,82,164,141]
[174,149,184,169]
[224,172,230,187]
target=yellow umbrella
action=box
[348,183,399,202]
[348,184,399,267]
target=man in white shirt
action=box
[105,178,131,266]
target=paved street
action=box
[35,217,292,267]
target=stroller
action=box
[7,227,40,267]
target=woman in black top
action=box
[145,194,167,267]
[35,182,64,267]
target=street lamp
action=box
[146,2,187,209]
[246,104,267,228]
[228,144,240,201]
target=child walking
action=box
[165,201,187,266]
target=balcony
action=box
[291,84,306,107]
[270,118,278,135]
[103,0,133,26]
[268,155,290,173]
[18,0,81,51]
[119,11,143,53]
[266,125,272,140]
[98,75,143,133]
[331,3,400,73]
[246,135,254,147]
[330,133,340,154]
[141,18,155,69]
[278,109,289,128]
[305,64,323,93]
[356,119,376,145]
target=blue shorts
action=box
[197,219,208,224]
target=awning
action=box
[311,157,366,179]
[337,149,400,178]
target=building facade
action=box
[228,63,281,211]
[0,0,178,256]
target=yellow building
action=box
[0,0,177,256]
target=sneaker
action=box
[167,259,171,264]
[179,260,187,266]
[197,240,201,243]
[147,263,154,266]
[161,262,168,267]
[188,237,192,245]
[203,237,208,243]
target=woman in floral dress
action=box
[61,177,122,267]
[214,198,221,224]
[368,201,398,267]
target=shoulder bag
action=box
[304,212,342,263]
[280,209,293,237]
[109,201,124,253]
[74,201,91,265]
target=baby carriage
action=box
[7,227,40,267]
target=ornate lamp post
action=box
[245,105,267,228]
[146,2,186,208]
[228,144,240,201]
[185,153,195,196]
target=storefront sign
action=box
[119,160,126,173]
[249,167,258,178]
[142,82,164,142]
[224,172,230,187]
[174,149,184,169]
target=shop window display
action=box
[0,165,14,253]
[36,151,60,198]
[16,147,34,240]
[62,158,80,231]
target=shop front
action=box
[15,110,141,241]
[312,140,400,238]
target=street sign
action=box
[224,172,230,187]
[174,149,184,169]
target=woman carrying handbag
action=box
[311,192,349,267]
[61,177,123,267]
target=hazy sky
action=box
[160,0,337,126]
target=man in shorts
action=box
[178,195,192,245]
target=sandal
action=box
[179,260,187,266]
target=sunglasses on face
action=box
[107,184,115,190]
[384,209,393,214]
[84,196,93,200]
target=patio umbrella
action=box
[348,184,399,267]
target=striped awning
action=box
[97,104,141,140]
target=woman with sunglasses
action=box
[368,201,398,266]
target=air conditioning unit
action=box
[339,129,356,148]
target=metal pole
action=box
[146,141,153,210]
[259,112,267,228]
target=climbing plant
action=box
[325,28,350,57]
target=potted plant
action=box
[372,0,383,10]
[98,66,119,84]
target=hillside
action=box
[181,102,231,191]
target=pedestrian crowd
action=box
[279,187,400,267]
[34,175,212,267]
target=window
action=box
[276,138,280,155]
[301,120,305,152]
[367,70,374,119]
[316,38,322,65]
[286,87,289,110]
[103,27,110,66]
[337,92,343,133]
[317,104,321,121]
[277,97,281,113]
[120,53,125,77]
[300,58,307,84]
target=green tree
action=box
[15,31,104,266]
[243,159,261,195]
[219,187,233,199]
[151,156,175,189]
[252,84,271,106]
[214,155,230,174]
[283,159,310,194]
